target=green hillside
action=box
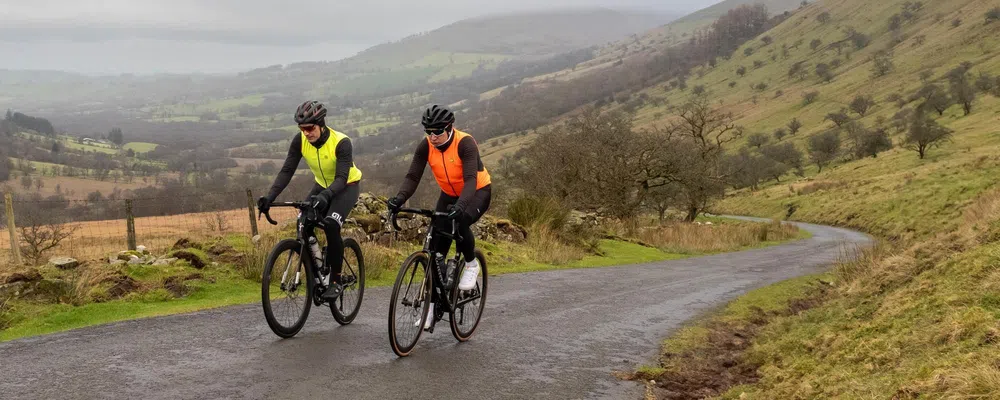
[614,0,1000,397]
[662,0,806,36]
[524,0,804,85]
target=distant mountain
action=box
[0,69,89,85]
[334,8,677,70]
[0,8,677,111]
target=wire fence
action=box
[1,188,301,266]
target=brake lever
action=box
[259,209,278,225]
[389,211,401,231]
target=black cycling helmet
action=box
[294,101,327,125]
[422,105,455,130]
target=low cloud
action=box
[0,0,711,73]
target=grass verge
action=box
[632,188,1000,399]
[0,218,807,343]
[621,273,835,399]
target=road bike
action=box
[386,206,488,357]
[258,200,365,338]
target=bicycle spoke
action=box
[263,241,312,338]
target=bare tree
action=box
[987,7,1000,24]
[845,27,871,49]
[787,118,803,135]
[891,108,914,133]
[948,68,976,116]
[773,128,787,142]
[203,212,231,232]
[904,113,953,159]
[646,183,683,222]
[802,91,820,105]
[517,108,677,219]
[914,84,952,116]
[666,94,743,221]
[870,50,894,78]
[18,209,79,265]
[816,63,834,82]
[845,121,892,159]
[808,129,841,172]
[724,147,766,191]
[975,72,995,94]
[762,142,805,177]
[825,110,851,127]
[849,95,876,117]
[788,61,808,81]
[748,132,770,148]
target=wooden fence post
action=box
[5,193,24,266]
[247,189,259,237]
[125,199,137,251]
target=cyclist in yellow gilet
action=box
[258,100,362,300]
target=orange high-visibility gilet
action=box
[426,129,491,197]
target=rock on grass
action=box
[4,269,43,284]
[49,257,80,270]
[169,250,207,269]
[172,238,203,251]
[104,274,141,298]
[162,276,190,297]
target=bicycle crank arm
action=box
[454,293,481,308]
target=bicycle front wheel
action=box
[331,237,365,325]
[450,249,487,342]
[262,239,312,338]
[388,252,431,357]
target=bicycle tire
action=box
[331,238,365,325]
[450,248,487,342]
[262,239,313,338]
[388,252,432,357]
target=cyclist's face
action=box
[300,124,321,142]
[426,125,452,146]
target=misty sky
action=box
[0,0,718,75]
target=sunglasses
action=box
[299,124,320,133]
[425,127,450,136]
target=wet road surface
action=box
[0,219,871,399]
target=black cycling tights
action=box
[431,185,492,262]
[306,182,360,281]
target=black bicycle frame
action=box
[260,202,329,304]
[390,208,469,317]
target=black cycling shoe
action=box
[340,275,357,288]
[320,283,344,300]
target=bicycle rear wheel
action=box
[450,249,487,342]
[331,238,365,325]
[388,252,432,357]
[262,239,313,338]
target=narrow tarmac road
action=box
[0,220,871,400]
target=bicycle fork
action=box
[279,254,302,292]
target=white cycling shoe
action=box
[458,259,480,291]
[416,302,434,329]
